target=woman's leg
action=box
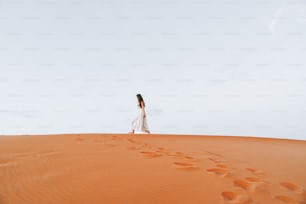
[142,118,150,134]
[129,119,137,134]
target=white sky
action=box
[0,0,306,140]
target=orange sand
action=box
[0,134,305,204]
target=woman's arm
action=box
[141,101,146,117]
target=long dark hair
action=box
[136,94,145,108]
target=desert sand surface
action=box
[0,133,305,204]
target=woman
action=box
[129,94,150,134]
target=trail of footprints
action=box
[75,135,306,204]
[276,182,306,204]
[208,157,305,204]
[221,180,306,204]
[125,137,306,204]
[126,137,199,171]
[209,158,306,204]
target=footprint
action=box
[208,157,225,164]
[233,179,252,191]
[154,147,169,154]
[127,139,137,144]
[237,195,253,204]
[280,182,301,192]
[140,151,163,158]
[173,162,198,170]
[245,177,261,182]
[157,147,167,151]
[221,191,238,201]
[208,157,219,162]
[216,164,227,168]
[205,151,222,157]
[246,167,264,176]
[167,152,186,158]
[175,152,185,156]
[206,168,228,176]
[222,192,253,204]
[184,156,195,160]
[275,195,297,203]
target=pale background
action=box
[0,0,305,140]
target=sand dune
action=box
[0,134,305,204]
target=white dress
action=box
[131,107,150,133]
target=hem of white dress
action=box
[134,131,150,134]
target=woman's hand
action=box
[143,113,146,118]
